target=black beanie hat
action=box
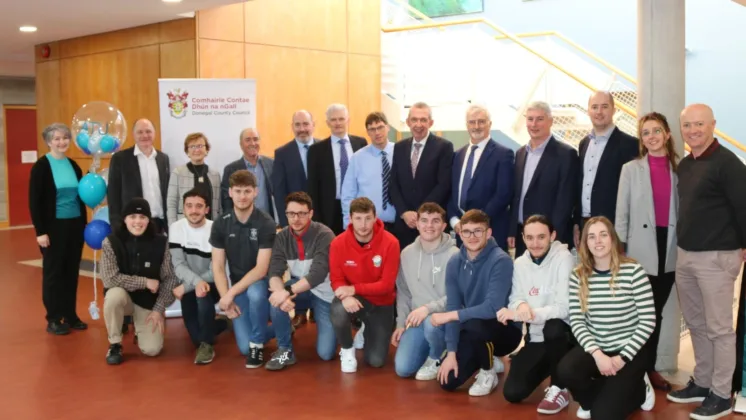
[122,198,152,219]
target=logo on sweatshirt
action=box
[372,255,382,267]
[529,287,539,296]
[345,260,357,267]
[432,266,442,274]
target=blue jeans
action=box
[232,278,270,356]
[270,288,337,361]
[394,314,446,377]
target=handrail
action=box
[381,5,746,154]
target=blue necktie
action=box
[381,150,391,210]
[459,145,479,210]
[339,139,349,190]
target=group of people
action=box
[28,91,745,420]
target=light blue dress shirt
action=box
[518,136,550,223]
[331,135,354,199]
[581,127,613,217]
[341,142,396,226]
[295,138,313,176]
[244,157,271,215]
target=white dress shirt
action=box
[581,125,615,217]
[134,144,164,219]
[450,137,491,228]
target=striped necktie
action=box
[381,150,391,210]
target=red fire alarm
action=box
[41,45,50,58]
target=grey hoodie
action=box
[395,232,459,329]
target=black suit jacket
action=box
[576,127,639,225]
[307,135,367,234]
[221,155,276,221]
[509,136,579,246]
[272,138,318,226]
[389,133,453,246]
[107,146,170,230]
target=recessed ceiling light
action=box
[162,0,183,3]
[19,26,37,33]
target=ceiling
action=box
[0,0,243,77]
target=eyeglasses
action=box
[286,211,310,219]
[188,144,206,150]
[460,229,485,238]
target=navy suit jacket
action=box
[272,138,318,226]
[576,127,639,225]
[448,139,515,249]
[509,136,579,245]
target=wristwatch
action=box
[284,284,295,296]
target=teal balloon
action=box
[76,131,90,155]
[78,173,107,208]
[99,135,117,153]
[92,206,109,223]
[84,220,111,250]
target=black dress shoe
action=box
[65,319,88,331]
[47,321,71,335]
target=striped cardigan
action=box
[568,262,656,361]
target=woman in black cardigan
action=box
[29,123,88,335]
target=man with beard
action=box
[211,170,277,368]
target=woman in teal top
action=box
[29,123,87,335]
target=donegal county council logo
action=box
[166,88,189,118]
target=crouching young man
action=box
[432,209,522,396]
[500,215,576,414]
[265,192,337,370]
[391,202,458,380]
[101,198,179,365]
[329,197,400,372]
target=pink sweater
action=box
[648,154,671,227]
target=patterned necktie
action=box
[381,150,391,210]
[459,145,479,210]
[411,142,422,178]
[302,144,309,176]
[339,139,349,189]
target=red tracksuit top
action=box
[329,218,400,306]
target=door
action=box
[3,106,37,226]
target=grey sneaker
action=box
[265,348,296,371]
[194,342,215,365]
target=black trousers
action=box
[558,345,649,420]
[503,319,575,402]
[644,226,676,372]
[441,319,522,391]
[181,287,222,347]
[41,218,85,323]
[330,295,394,368]
[393,218,418,251]
[514,223,527,258]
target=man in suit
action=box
[108,118,170,233]
[389,102,453,249]
[448,105,514,250]
[307,103,367,235]
[507,101,579,257]
[272,110,318,227]
[221,128,277,223]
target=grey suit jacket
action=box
[615,157,679,275]
[220,155,277,222]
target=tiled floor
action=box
[2,227,744,419]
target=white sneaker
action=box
[415,357,440,381]
[493,356,504,374]
[339,347,357,373]
[641,373,655,411]
[576,406,591,419]
[353,323,365,350]
[468,369,498,396]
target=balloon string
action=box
[93,249,98,305]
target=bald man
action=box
[108,118,170,233]
[573,91,638,247]
[272,111,319,227]
[666,104,746,419]
[221,128,277,222]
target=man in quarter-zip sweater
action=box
[329,197,400,373]
[431,209,521,397]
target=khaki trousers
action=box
[104,287,164,356]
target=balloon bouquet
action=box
[71,101,127,320]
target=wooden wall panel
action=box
[347,0,381,55]
[159,19,196,43]
[245,43,348,153]
[35,60,63,153]
[244,0,347,52]
[199,40,245,78]
[60,25,161,59]
[198,3,245,42]
[347,54,382,138]
[160,40,197,78]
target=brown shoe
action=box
[292,313,307,328]
[649,370,672,391]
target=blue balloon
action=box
[92,206,109,223]
[78,173,107,208]
[99,135,118,153]
[76,131,91,155]
[84,220,111,250]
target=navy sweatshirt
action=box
[445,237,515,352]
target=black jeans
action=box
[558,345,649,420]
[41,218,85,323]
[441,319,522,391]
[181,286,222,347]
[645,226,676,371]
[503,319,575,402]
[330,295,394,368]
